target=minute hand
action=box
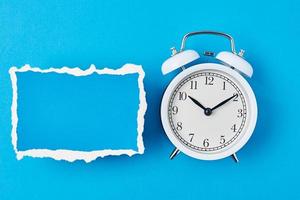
[211,94,238,111]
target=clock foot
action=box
[170,148,180,160]
[232,153,239,163]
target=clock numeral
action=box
[231,124,237,132]
[190,80,198,89]
[233,93,238,101]
[178,92,187,101]
[172,106,178,115]
[222,81,226,90]
[237,109,243,118]
[205,76,214,85]
[189,133,194,142]
[203,138,209,147]
[220,135,225,144]
[176,122,182,131]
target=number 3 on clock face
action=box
[161,63,257,160]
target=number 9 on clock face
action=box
[161,64,257,160]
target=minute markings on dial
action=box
[168,71,247,152]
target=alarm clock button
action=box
[162,50,200,75]
[216,51,253,77]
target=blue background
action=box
[0,0,299,199]
[16,72,139,151]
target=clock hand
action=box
[211,94,238,111]
[188,95,213,116]
[188,95,206,111]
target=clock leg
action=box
[170,148,180,160]
[231,153,239,163]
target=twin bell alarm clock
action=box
[160,31,257,162]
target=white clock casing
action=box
[160,63,257,160]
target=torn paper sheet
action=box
[9,64,147,162]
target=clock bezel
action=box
[160,63,258,160]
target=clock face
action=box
[166,67,252,157]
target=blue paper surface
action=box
[0,0,299,199]
[16,71,139,151]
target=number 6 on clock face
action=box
[161,63,257,160]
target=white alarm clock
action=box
[160,31,257,162]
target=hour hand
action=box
[188,95,206,111]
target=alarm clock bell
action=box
[161,31,257,163]
[162,31,253,78]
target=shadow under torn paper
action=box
[9,64,147,162]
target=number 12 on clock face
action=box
[161,64,257,161]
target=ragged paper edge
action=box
[9,64,147,163]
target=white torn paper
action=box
[9,64,147,162]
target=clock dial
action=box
[168,70,247,153]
